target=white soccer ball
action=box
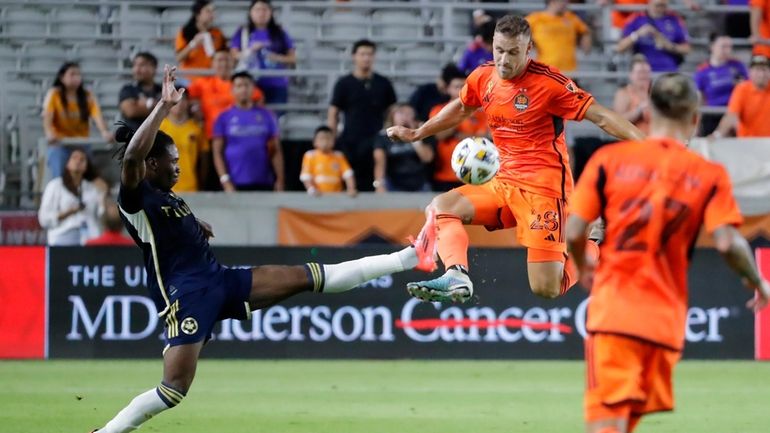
[451,137,500,185]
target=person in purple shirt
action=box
[212,71,284,192]
[231,0,296,105]
[616,0,691,72]
[458,20,495,75]
[695,34,749,135]
[694,34,748,106]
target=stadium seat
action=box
[161,8,190,39]
[22,44,71,71]
[120,7,160,40]
[280,112,325,141]
[372,10,423,38]
[216,8,245,39]
[52,7,101,38]
[321,10,370,39]
[3,7,49,36]
[76,44,122,71]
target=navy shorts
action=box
[163,267,252,348]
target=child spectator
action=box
[42,62,111,179]
[300,126,356,196]
[175,0,227,72]
[160,90,209,193]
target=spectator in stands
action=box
[712,55,770,138]
[751,0,770,58]
[42,62,111,179]
[408,63,458,123]
[327,39,397,192]
[429,70,488,192]
[613,55,652,135]
[85,200,133,246]
[458,20,495,75]
[175,0,227,72]
[38,147,105,246]
[160,90,208,193]
[373,104,434,193]
[616,0,691,72]
[527,0,592,72]
[300,126,356,196]
[119,52,162,130]
[599,0,700,39]
[188,50,264,141]
[694,34,748,135]
[231,0,296,105]
[725,0,750,39]
[213,71,284,192]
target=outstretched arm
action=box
[387,99,476,142]
[584,101,646,141]
[121,65,185,189]
[713,225,770,311]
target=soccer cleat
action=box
[406,268,473,303]
[409,208,438,272]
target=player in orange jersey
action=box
[566,73,770,433]
[388,14,645,303]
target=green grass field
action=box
[1,360,768,433]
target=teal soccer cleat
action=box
[406,269,474,303]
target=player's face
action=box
[352,46,375,72]
[232,77,254,103]
[313,131,334,152]
[492,32,531,80]
[61,66,82,90]
[151,145,181,190]
[250,2,271,27]
[447,78,465,100]
[213,52,232,78]
[66,150,88,177]
[750,64,770,88]
[198,4,215,28]
[711,37,732,61]
[133,57,156,83]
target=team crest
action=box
[513,92,529,111]
[180,317,198,335]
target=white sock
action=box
[100,384,182,433]
[320,247,417,293]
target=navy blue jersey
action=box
[118,180,222,315]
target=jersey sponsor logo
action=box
[181,317,199,335]
[513,92,529,112]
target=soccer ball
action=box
[451,137,500,185]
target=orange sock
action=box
[596,428,622,433]
[561,239,600,296]
[436,214,469,270]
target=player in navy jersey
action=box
[91,66,422,433]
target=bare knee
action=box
[428,191,473,223]
[528,272,562,299]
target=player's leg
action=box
[96,343,202,433]
[248,246,420,309]
[407,184,508,302]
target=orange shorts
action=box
[456,178,567,260]
[584,332,681,422]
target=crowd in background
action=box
[37,0,770,245]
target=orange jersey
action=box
[175,28,227,70]
[612,0,648,29]
[300,150,353,193]
[726,80,770,137]
[571,137,743,350]
[751,0,770,57]
[460,60,594,200]
[429,102,488,183]
[188,76,264,139]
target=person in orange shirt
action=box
[527,0,592,72]
[566,73,770,433]
[712,55,770,138]
[300,126,356,196]
[175,0,227,71]
[751,0,770,57]
[188,49,264,140]
[429,68,488,192]
[42,62,111,179]
[613,55,652,135]
[388,14,644,302]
